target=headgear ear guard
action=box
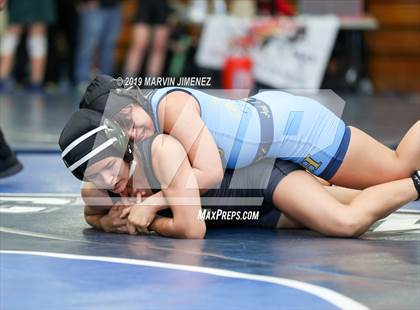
[103,118,134,162]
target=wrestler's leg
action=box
[124,23,151,76]
[331,122,420,189]
[272,170,417,237]
[276,181,360,229]
[147,25,169,77]
[0,24,23,80]
[27,23,47,86]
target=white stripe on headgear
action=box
[68,137,117,172]
[61,125,107,158]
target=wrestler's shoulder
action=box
[151,134,186,159]
[150,134,188,185]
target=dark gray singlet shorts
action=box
[202,158,302,228]
[108,136,303,229]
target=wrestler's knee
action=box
[325,211,369,237]
[27,35,47,58]
[0,33,18,56]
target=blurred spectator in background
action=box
[75,0,122,92]
[44,0,79,91]
[0,0,5,33]
[124,0,170,77]
[167,14,192,78]
[0,0,55,92]
[0,1,23,178]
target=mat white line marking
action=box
[372,213,420,232]
[0,197,72,205]
[0,206,46,214]
[0,227,85,242]
[0,227,301,266]
[396,209,420,214]
[0,193,81,197]
[1,250,368,310]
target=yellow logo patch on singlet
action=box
[302,155,322,172]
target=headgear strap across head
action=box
[59,109,133,180]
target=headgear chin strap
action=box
[129,160,137,178]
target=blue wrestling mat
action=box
[0,152,419,309]
[0,153,80,193]
[1,252,355,309]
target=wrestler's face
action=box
[115,104,155,142]
[84,157,130,194]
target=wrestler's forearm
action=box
[150,216,205,239]
[141,191,169,212]
[144,134,206,239]
[149,216,181,238]
[84,213,106,231]
[83,201,109,231]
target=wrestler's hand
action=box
[121,193,157,235]
[99,204,128,234]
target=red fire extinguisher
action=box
[222,36,254,90]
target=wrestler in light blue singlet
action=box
[149,87,350,179]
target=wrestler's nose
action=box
[100,171,116,188]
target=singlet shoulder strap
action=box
[136,134,161,192]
